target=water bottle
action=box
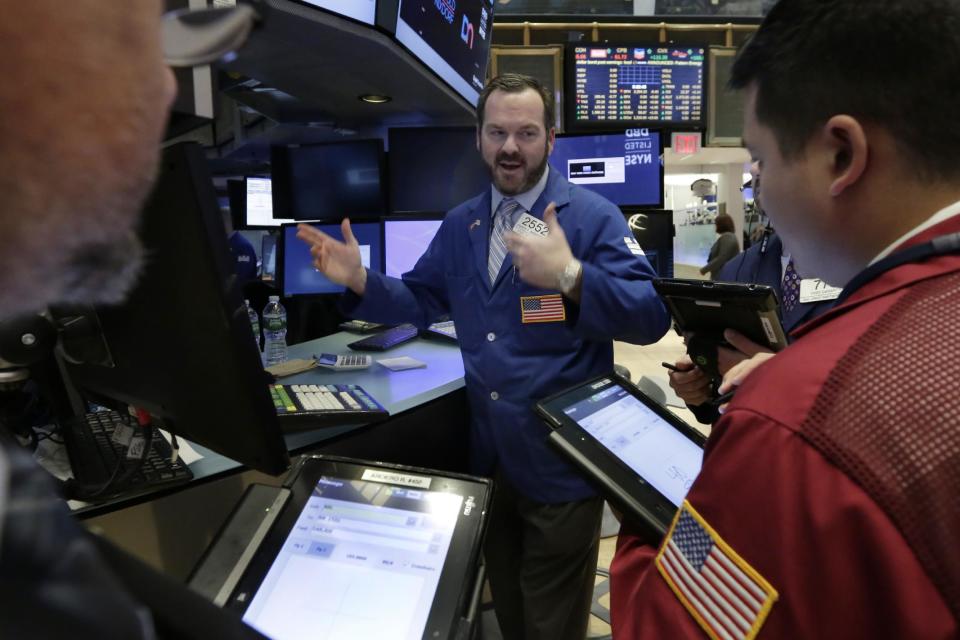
[245,299,261,352]
[262,295,288,366]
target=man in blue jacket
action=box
[297,73,670,640]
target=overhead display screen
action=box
[299,0,376,25]
[395,0,496,106]
[569,45,705,128]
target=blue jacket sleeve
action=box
[570,199,671,344]
[340,222,451,328]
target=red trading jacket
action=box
[611,216,960,639]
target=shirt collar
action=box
[490,165,551,217]
[869,199,960,265]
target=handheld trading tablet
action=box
[227,456,491,640]
[654,278,787,351]
[536,373,706,537]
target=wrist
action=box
[557,258,582,295]
[349,267,368,296]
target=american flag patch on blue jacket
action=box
[656,501,778,640]
[520,294,566,323]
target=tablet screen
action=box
[241,475,464,640]
[560,383,703,506]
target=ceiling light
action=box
[359,94,392,104]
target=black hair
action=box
[730,0,960,182]
[476,73,555,132]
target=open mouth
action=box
[497,158,524,173]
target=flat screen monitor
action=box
[394,0,496,106]
[388,127,489,213]
[384,216,445,278]
[55,143,289,475]
[296,0,376,24]
[622,207,674,278]
[549,130,664,208]
[271,141,387,221]
[245,177,297,229]
[279,222,383,296]
[567,45,706,129]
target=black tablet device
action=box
[536,373,706,537]
[653,278,788,353]
[226,455,491,640]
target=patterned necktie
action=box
[488,198,520,285]
[782,259,801,312]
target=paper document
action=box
[377,356,427,371]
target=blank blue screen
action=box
[282,223,382,296]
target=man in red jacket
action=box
[611,0,960,637]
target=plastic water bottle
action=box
[245,299,261,352]
[262,295,288,366]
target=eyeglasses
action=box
[162,4,261,68]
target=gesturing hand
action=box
[295,218,367,295]
[504,202,574,290]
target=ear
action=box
[823,115,868,197]
[476,126,482,153]
[546,127,556,156]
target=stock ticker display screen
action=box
[570,45,705,127]
[395,0,496,105]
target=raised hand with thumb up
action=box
[505,202,580,296]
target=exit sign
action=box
[671,132,702,155]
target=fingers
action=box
[341,217,356,245]
[296,223,335,246]
[716,345,749,376]
[668,364,713,406]
[723,329,772,357]
[718,352,776,395]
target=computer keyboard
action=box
[347,323,419,351]
[270,383,388,432]
[60,410,193,501]
[424,320,458,343]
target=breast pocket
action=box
[513,292,579,356]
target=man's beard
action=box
[488,142,550,196]
[57,232,144,306]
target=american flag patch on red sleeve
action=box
[520,294,566,323]
[656,501,778,640]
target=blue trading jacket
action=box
[343,168,670,503]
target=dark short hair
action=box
[730,0,960,182]
[476,74,555,132]
[715,213,735,234]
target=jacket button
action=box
[487,332,496,342]
[490,391,499,400]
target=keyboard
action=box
[60,410,193,501]
[424,320,458,343]
[270,383,388,432]
[347,323,419,351]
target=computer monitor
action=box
[245,177,297,229]
[271,141,387,221]
[394,0,496,106]
[261,234,278,281]
[549,130,664,208]
[55,143,290,475]
[388,127,490,214]
[279,222,383,297]
[622,207,674,278]
[384,215,445,278]
[227,178,246,230]
[297,0,376,24]
[566,44,706,130]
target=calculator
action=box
[314,353,373,371]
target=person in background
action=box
[223,207,259,286]
[669,163,838,422]
[612,0,960,636]
[699,213,739,279]
[296,73,671,640]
